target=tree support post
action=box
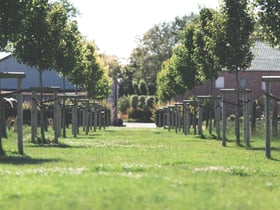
[221,91,227,146]
[215,97,221,139]
[262,77,272,158]
[262,76,280,158]
[17,77,24,154]
[243,91,251,147]
[31,89,37,143]
[0,72,25,154]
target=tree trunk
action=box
[39,69,45,144]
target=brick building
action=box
[178,41,280,106]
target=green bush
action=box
[118,96,130,114]
[138,79,149,95]
[138,95,146,109]
[132,81,140,95]
[130,95,139,109]
[146,96,157,109]
[128,109,153,122]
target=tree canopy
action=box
[0,0,32,50]
[256,0,280,47]
[83,42,111,100]
[156,46,187,102]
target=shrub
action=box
[138,79,149,95]
[138,95,146,110]
[132,81,140,95]
[128,108,153,122]
[146,96,157,109]
[130,95,138,109]
[118,96,130,114]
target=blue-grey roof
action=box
[0,54,77,90]
[0,52,11,61]
[249,41,280,71]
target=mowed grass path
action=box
[0,126,280,210]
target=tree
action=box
[193,8,222,134]
[53,3,82,80]
[214,0,254,145]
[256,0,280,47]
[180,22,203,92]
[13,0,75,143]
[0,0,33,154]
[51,2,83,137]
[156,47,186,102]
[83,42,111,100]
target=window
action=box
[215,76,224,89]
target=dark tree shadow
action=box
[0,154,61,165]
[28,142,73,148]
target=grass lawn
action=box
[0,123,280,210]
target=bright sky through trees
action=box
[70,0,219,59]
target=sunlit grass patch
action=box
[1,125,280,210]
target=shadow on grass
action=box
[247,146,280,161]
[247,146,280,152]
[27,142,89,149]
[0,154,61,165]
[27,142,73,148]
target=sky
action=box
[70,0,220,60]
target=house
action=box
[179,41,280,108]
[0,52,77,91]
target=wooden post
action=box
[98,106,102,130]
[57,98,62,136]
[163,108,166,128]
[72,99,78,137]
[53,90,59,143]
[272,99,278,136]
[31,89,37,143]
[265,81,271,158]
[17,78,24,154]
[251,100,256,132]
[186,104,190,135]
[222,92,227,146]
[0,72,25,154]
[94,104,98,132]
[215,97,221,139]
[220,89,252,147]
[243,91,251,147]
[89,108,93,130]
[261,76,280,158]
[198,99,203,136]
[167,106,171,131]
[85,100,89,135]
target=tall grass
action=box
[0,122,279,210]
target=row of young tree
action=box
[156,0,280,145]
[0,0,111,100]
[0,0,111,146]
[117,0,279,100]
